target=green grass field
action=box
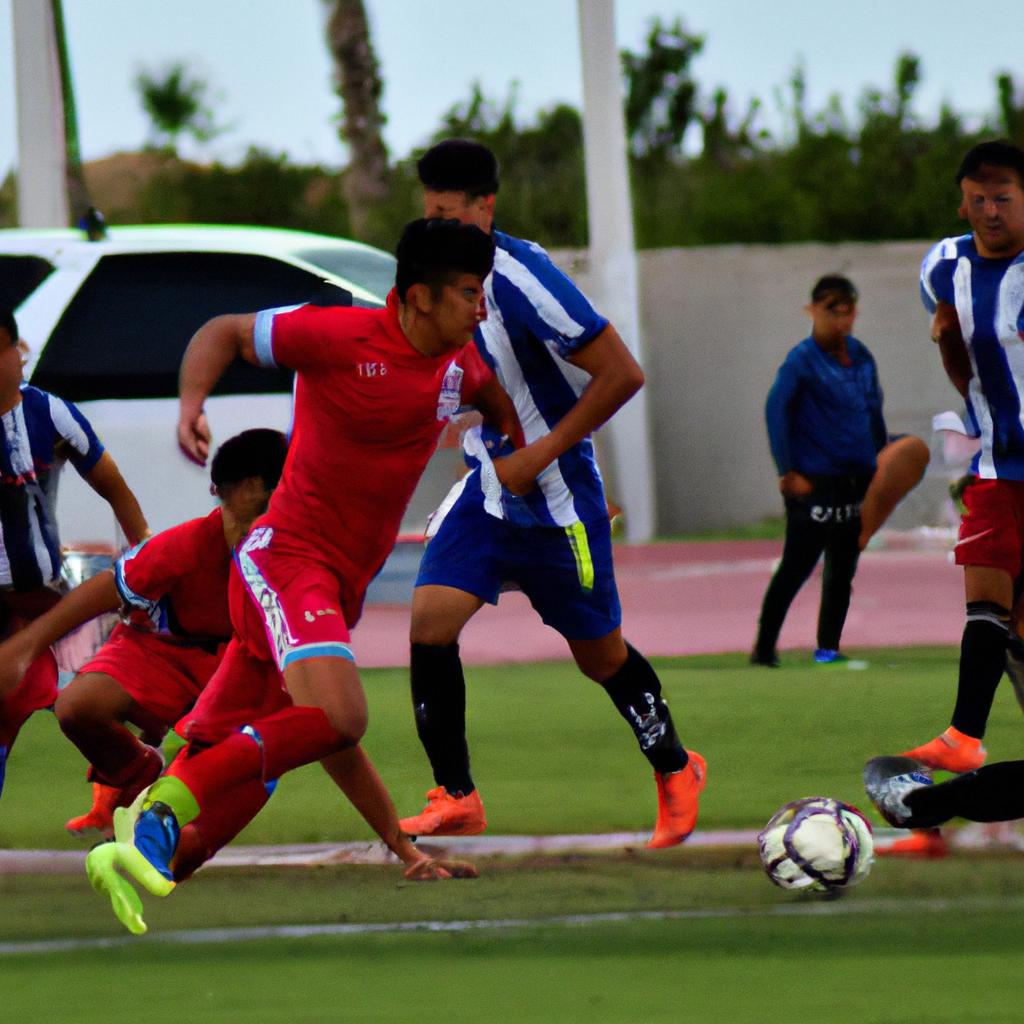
[5,646,1024,1023]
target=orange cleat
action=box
[647,751,707,849]
[400,787,487,837]
[902,727,986,773]
[875,828,948,859]
[66,781,121,836]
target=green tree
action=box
[135,63,222,153]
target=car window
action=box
[0,255,55,310]
[297,247,396,302]
[30,251,350,401]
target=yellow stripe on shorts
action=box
[565,522,595,593]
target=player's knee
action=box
[53,686,98,734]
[322,705,368,747]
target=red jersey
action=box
[115,508,232,645]
[251,292,492,586]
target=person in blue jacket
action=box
[752,275,887,667]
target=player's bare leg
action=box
[858,435,930,550]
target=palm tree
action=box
[322,0,390,239]
[135,63,221,154]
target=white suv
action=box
[0,224,450,557]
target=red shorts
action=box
[230,526,358,671]
[954,478,1024,577]
[78,623,222,724]
[175,638,289,746]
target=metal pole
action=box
[12,0,70,227]
[576,0,656,541]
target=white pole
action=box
[576,0,656,541]
[12,0,70,227]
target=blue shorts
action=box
[416,480,621,641]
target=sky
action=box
[2,0,1023,178]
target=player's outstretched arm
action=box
[84,452,150,546]
[0,570,121,697]
[494,323,644,495]
[319,746,477,880]
[932,300,971,397]
[177,313,259,465]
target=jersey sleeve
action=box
[47,394,105,476]
[114,515,210,617]
[919,238,960,315]
[765,351,803,476]
[491,239,609,359]
[252,303,352,372]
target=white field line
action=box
[5,894,1024,957]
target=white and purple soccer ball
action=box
[758,796,874,893]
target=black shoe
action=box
[750,649,780,668]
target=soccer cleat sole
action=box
[398,818,488,838]
[85,843,147,936]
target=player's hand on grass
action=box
[403,856,479,881]
[779,471,814,498]
[177,407,212,466]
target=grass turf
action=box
[3,645,1022,846]
[5,646,1024,1022]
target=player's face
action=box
[959,168,1024,258]
[423,190,494,232]
[808,297,856,346]
[428,273,487,351]
[0,329,24,393]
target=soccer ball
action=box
[757,796,874,893]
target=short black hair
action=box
[210,428,288,493]
[956,139,1024,185]
[811,274,858,305]
[417,139,500,197]
[0,308,18,344]
[394,218,495,301]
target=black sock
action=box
[950,603,1009,739]
[906,761,1024,827]
[599,643,687,774]
[410,642,474,795]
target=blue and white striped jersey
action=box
[0,385,104,589]
[921,234,1024,479]
[467,229,610,527]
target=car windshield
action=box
[297,247,396,302]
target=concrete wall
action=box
[552,242,961,535]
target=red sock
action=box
[0,650,58,750]
[172,779,271,882]
[167,705,343,808]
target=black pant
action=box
[754,475,870,655]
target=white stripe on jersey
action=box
[0,515,9,586]
[7,403,55,579]
[998,263,1024,457]
[493,248,588,340]
[478,288,581,525]
[46,393,91,457]
[955,257,997,477]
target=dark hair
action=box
[210,428,288,493]
[0,308,17,344]
[394,218,495,301]
[417,139,500,197]
[956,139,1024,185]
[811,274,858,305]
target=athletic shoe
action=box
[399,787,487,836]
[813,648,848,664]
[85,842,149,935]
[647,751,707,849]
[109,799,179,895]
[863,755,933,827]
[66,782,121,836]
[749,649,780,668]
[902,726,986,773]
[874,828,947,859]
